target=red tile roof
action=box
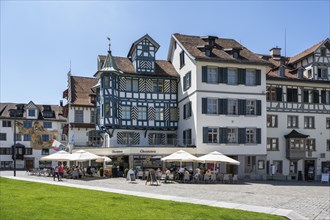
[70,76,98,106]
[288,40,324,64]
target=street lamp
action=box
[13,110,17,177]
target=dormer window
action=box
[297,69,304,79]
[28,109,36,117]
[307,69,312,79]
[233,51,239,59]
[279,66,285,77]
[205,49,211,57]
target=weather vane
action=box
[107,37,111,52]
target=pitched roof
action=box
[0,102,66,121]
[284,130,309,139]
[97,56,178,77]
[127,34,160,58]
[173,33,269,65]
[288,40,324,64]
[70,76,98,106]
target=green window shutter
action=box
[202,66,208,82]
[183,75,187,91]
[256,128,261,144]
[238,99,246,115]
[183,104,186,119]
[276,88,282,101]
[203,127,209,143]
[321,90,326,104]
[256,69,261,85]
[218,67,228,83]
[219,128,228,144]
[183,131,186,145]
[238,69,246,84]
[238,128,246,144]
[219,99,228,114]
[202,98,207,114]
[256,100,262,116]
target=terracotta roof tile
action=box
[173,33,269,65]
[288,40,324,64]
[70,76,98,106]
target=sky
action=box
[1,1,329,105]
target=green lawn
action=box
[0,177,285,220]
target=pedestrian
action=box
[53,166,59,181]
[58,162,63,181]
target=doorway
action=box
[25,159,34,170]
[304,160,315,181]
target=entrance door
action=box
[25,159,34,170]
[304,160,315,181]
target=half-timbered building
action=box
[91,34,184,171]
[261,38,330,181]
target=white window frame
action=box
[228,99,238,115]
[304,116,315,129]
[228,68,238,85]
[227,128,237,143]
[246,100,256,115]
[137,107,147,120]
[246,128,256,144]
[207,98,217,114]
[121,106,131,119]
[155,108,164,121]
[208,128,218,143]
[246,69,256,86]
[207,66,218,83]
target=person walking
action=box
[53,166,59,181]
[58,162,63,181]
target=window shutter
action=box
[256,100,262,116]
[183,104,186,119]
[203,127,209,143]
[256,128,261,144]
[303,90,309,103]
[238,128,246,144]
[321,90,326,104]
[256,69,261,85]
[202,98,207,114]
[183,131,186,145]
[238,69,246,84]
[202,66,208,82]
[219,128,228,144]
[313,90,319,103]
[219,99,228,114]
[183,75,187,91]
[238,99,246,115]
[188,102,192,118]
[218,67,228,83]
[276,88,282,101]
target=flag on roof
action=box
[52,139,63,151]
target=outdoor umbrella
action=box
[68,150,102,162]
[161,150,197,168]
[196,151,240,171]
[40,150,71,161]
[95,156,112,163]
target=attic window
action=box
[279,67,285,77]
[298,69,304,79]
[233,51,239,59]
[321,48,326,56]
[205,49,211,57]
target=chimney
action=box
[270,47,281,57]
[60,100,63,107]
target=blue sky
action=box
[1,1,329,105]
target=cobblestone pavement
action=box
[1,171,329,220]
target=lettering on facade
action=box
[112,150,123,153]
[140,150,156,153]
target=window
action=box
[155,108,164,121]
[121,106,131,119]
[0,148,12,155]
[183,129,192,146]
[287,88,298,102]
[152,80,163,93]
[321,47,326,56]
[207,98,218,114]
[228,68,238,85]
[287,115,299,128]
[246,100,256,115]
[0,133,6,141]
[126,78,139,92]
[183,71,191,91]
[327,140,330,151]
[170,108,178,121]
[246,128,256,144]
[16,134,21,141]
[90,110,95,123]
[2,121,11,127]
[305,139,316,151]
[41,149,49,155]
[321,90,330,104]
[289,139,305,150]
[180,50,185,68]
[267,138,279,151]
[183,102,192,119]
[267,115,278,127]
[304,116,315,129]
[307,69,312,78]
[318,68,328,79]
[148,133,164,145]
[245,156,256,173]
[24,134,31,141]
[74,110,84,123]
[42,134,49,142]
[25,148,33,155]
[138,107,147,120]
[327,118,330,129]
[119,132,136,145]
[166,134,177,145]
[208,128,218,143]
[228,99,238,115]
[207,67,218,83]
[23,120,32,128]
[266,86,282,102]
[246,69,256,85]
[88,130,101,146]
[43,122,52,129]
[28,109,36,117]
[227,128,237,143]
